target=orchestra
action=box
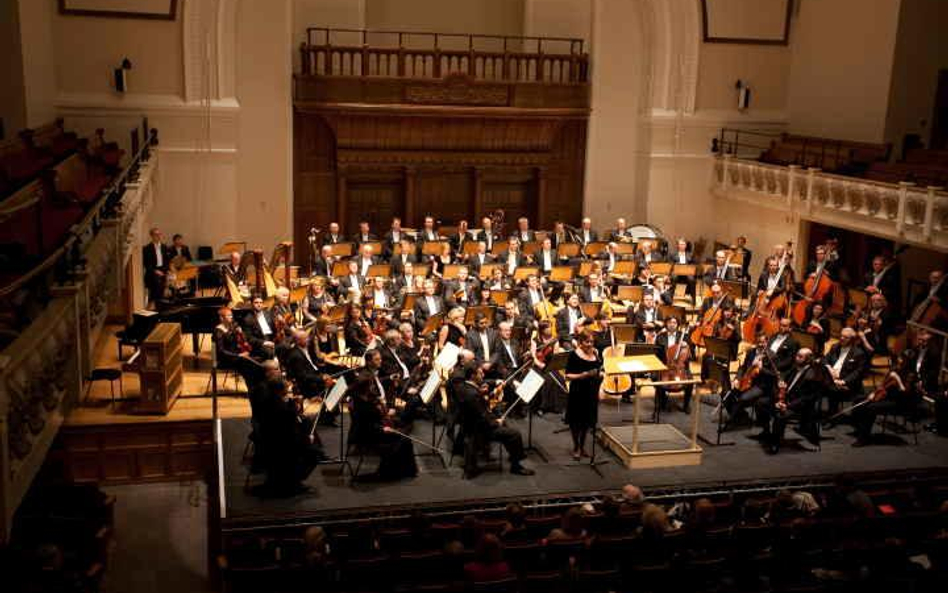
[173,211,947,494]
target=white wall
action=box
[788,0,902,143]
[885,0,948,152]
[696,43,789,111]
[523,0,591,53]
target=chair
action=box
[470,577,518,593]
[86,368,123,407]
[576,568,621,593]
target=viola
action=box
[234,325,252,354]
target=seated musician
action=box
[283,329,329,397]
[512,217,535,244]
[863,254,901,310]
[856,293,895,355]
[700,305,740,392]
[337,259,363,302]
[767,317,800,375]
[241,295,276,359]
[413,278,445,332]
[469,241,494,275]
[648,275,674,306]
[346,349,418,481]
[379,329,427,424]
[170,233,192,261]
[476,216,500,252]
[555,293,590,348]
[536,237,557,275]
[367,276,395,311]
[800,302,830,354]
[609,217,631,242]
[801,245,836,309]
[499,237,526,277]
[488,267,511,291]
[759,348,823,453]
[635,241,662,268]
[344,302,376,355]
[598,242,622,274]
[501,300,531,334]
[222,250,244,286]
[445,266,477,308]
[397,322,425,369]
[754,256,791,310]
[551,221,569,249]
[391,238,417,274]
[393,260,416,295]
[143,227,171,304]
[321,222,343,246]
[382,217,405,257]
[700,282,733,316]
[851,330,939,446]
[772,243,796,285]
[823,327,868,414]
[654,316,694,413]
[302,281,334,324]
[723,333,777,426]
[451,219,470,253]
[311,316,345,370]
[520,275,546,318]
[703,250,738,286]
[489,321,524,412]
[579,217,597,246]
[431,241,454,277]
[271,287,295,326]
[593,313,613,354]
[250,360,327,496]
[417,215,440,246]
[352,220,377,246]
[313,245,335,278]
[357,243,378,277]
[438,307,468,349]
[629,292,664,342]
[213,306,263,387]
[455,362,535,478]
[670,238,695,296]
[476,284,494,307]
[466,313,497,369]
[580,273,609,303]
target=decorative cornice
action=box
[55,92,240,116]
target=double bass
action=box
[791,259,835,326]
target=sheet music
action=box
[434,342,461,372]
[324,376,348,412]
[419,371,442,405]
[618,360,647,373]
[515,369,544,404]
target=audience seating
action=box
[760,133,891,175]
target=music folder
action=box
[462,242,480,255]
[329,242,354,257]
[422,240,447,256]
[420,371,442,405]
[550,266,574,282]
[615,284,643,303]
[611,260,636,277]
[611,323,638,345]
[331,261,349,277]
[464,305,495,325]
[442,264,462,280]
[366,264,391,279]
[556,242,580,259]
[478,263,499,281]
[421,312,445,336]
[324,376,348,412]
[514,266,539,281]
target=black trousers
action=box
[655,385,693,411]
[769,395,820,446]
[726,385,768,424]
[464,424,526,471]
[852,397,918,439]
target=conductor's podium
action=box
[598,355,703,469]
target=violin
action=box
[234,325,252,355]
[736,351,762,392]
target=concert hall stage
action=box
[218,399,948,529]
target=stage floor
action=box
[220,396,948,526]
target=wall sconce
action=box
[735,79,751,111]
[114,58,133,93]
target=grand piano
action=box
[115,295,229,361]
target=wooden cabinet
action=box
[136,322,183,414]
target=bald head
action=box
[622,484,644,503]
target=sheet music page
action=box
[324,376,348,412]
[434,342,461,372]
[618,360,647,373]
[420,371,442,404]
[515,369,545,403]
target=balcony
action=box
[711,155,948,251]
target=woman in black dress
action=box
[564,331,603,460]
[438,307,468,349]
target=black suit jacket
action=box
[511,230,536,244]
[456,380,492,435]
[555,306,587,344]
[413,294,445,329]
[630,306,664,332]
[635,252,664,269]
[312,257,334,277]
[863,267,901,305]
[655,330,692,363]
[704,265,738,286]
[338,274,364,298]
[445,278,478,308]
[170,245,192,262]
[321,233,344,247]
[824,343,868,394]
[466,328,497,363]
[241,310,275,348]
[474,230,501,252]
[489,338,522,376]
[669,250,694,266]
[351,232,378,245]
[283,346,326,396]
[578,229,598,246]
[497,251,525,273]
[468,252,494,275]
[766,334,800,374]
[143,242,171,273]
[346,369,386,444]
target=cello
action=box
[691,293,725,347]
[791,258,835,326]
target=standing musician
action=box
[863,254,901,309]
[414,279,445,331]
[250,360,327,496]
[352,220,377,246]
[475,216,501,253]
[391,238,417,274]
[512,217,535,244]
[654,316,694,413]
[469,241,494,275]
[556,293,591,347]
[801,244,836,308]
[346,349,418,481]
[823,327,869,415]
[851,330,939,446]
[241,295,276,359]
[761,348,824,453]
[301,281,334,323]
[143,227,171,305]
[630,292,664,342]
[455,362,535,478]
[733,235,752,280]
[343,302,375,355]
[214,306,264,386]
[609,217,632,242]
[564,331,604,460]
[445,266,477,308]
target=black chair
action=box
[86,368,123,407]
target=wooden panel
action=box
[414,172,473,225]
[345,181,404,234]
[481,178,536,221]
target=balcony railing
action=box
[299,27,589,84]
[712,155,948,248]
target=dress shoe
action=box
[510,464,535,476]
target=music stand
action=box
[522,241,540,256]
[442,264,462,280]
[490,242,506,256]
[703,360,736,447]
[612,260,637,278]
[612,324,638,345]
[514,266,539,282]
[331,262,349,277]
[462,242,480,256]
[479,263,500,281]
[328,304,348,322]
[422,312,445,338]
[585,242,607,257]
[320,373,355,477]
[366,264,391,279]
[512,368,548,461]
[465,305,495,326]
[615,243,636,256]
[414,263,431,277]
[490,290,511,306]
[550,266,574,283]
[329,242,354,258]
[650,262,672,276]
[413,369,448,468]
[638,239,659,252]
[848,288,869,310]
[672,263,697,278]
[721,279,748,305]
[362,241,383,256]
[578,261,597,277]
[580,302,603,321]
[557,242,581,259]
[616,285,643,305]
[422,241,447,256]
[401,294,417,315]
[658,304,686,323]
[791,330,819,354]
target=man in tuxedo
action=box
[241,295,276,359]
[579,217,597,246]
[489,321,524,412]
[703,250,738,286]
[550,221,569,250]
[170,234,192,262]
[451,219,471,254]
[382,217,404,257]
[321,222,344,247]
[635,241,662,269]
[630,292,664,340]
[762,348,824,453]
[580,273,608,303]
[468,241,493,276]
[445,266,477,308]
[312,245,335,277]
[767,317,800,374]
[338,260,364,301]
[418,215,440,246]
[392,261,415,295]
[597,242,624,274]
[669,238,693,266]
[356,243,378,277]
[863,255,901,311]
[498,237,525,277]
[283,330,330,398]
[609,217,631,242]
[823,327,868,414]
[512,217,535,244]
[734,235,752,280]
[466,313,496,367]
[143,227,171,305]
[413,278,445,331]
[476,216,500,253]
[555,293,590,347]
[352,221,377,246]
[519,274,545,316]
[390,238,417,275]
[700,283,734,316]
[366,276,395,310]
[535,236,557,275]
[654,316,694,412]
